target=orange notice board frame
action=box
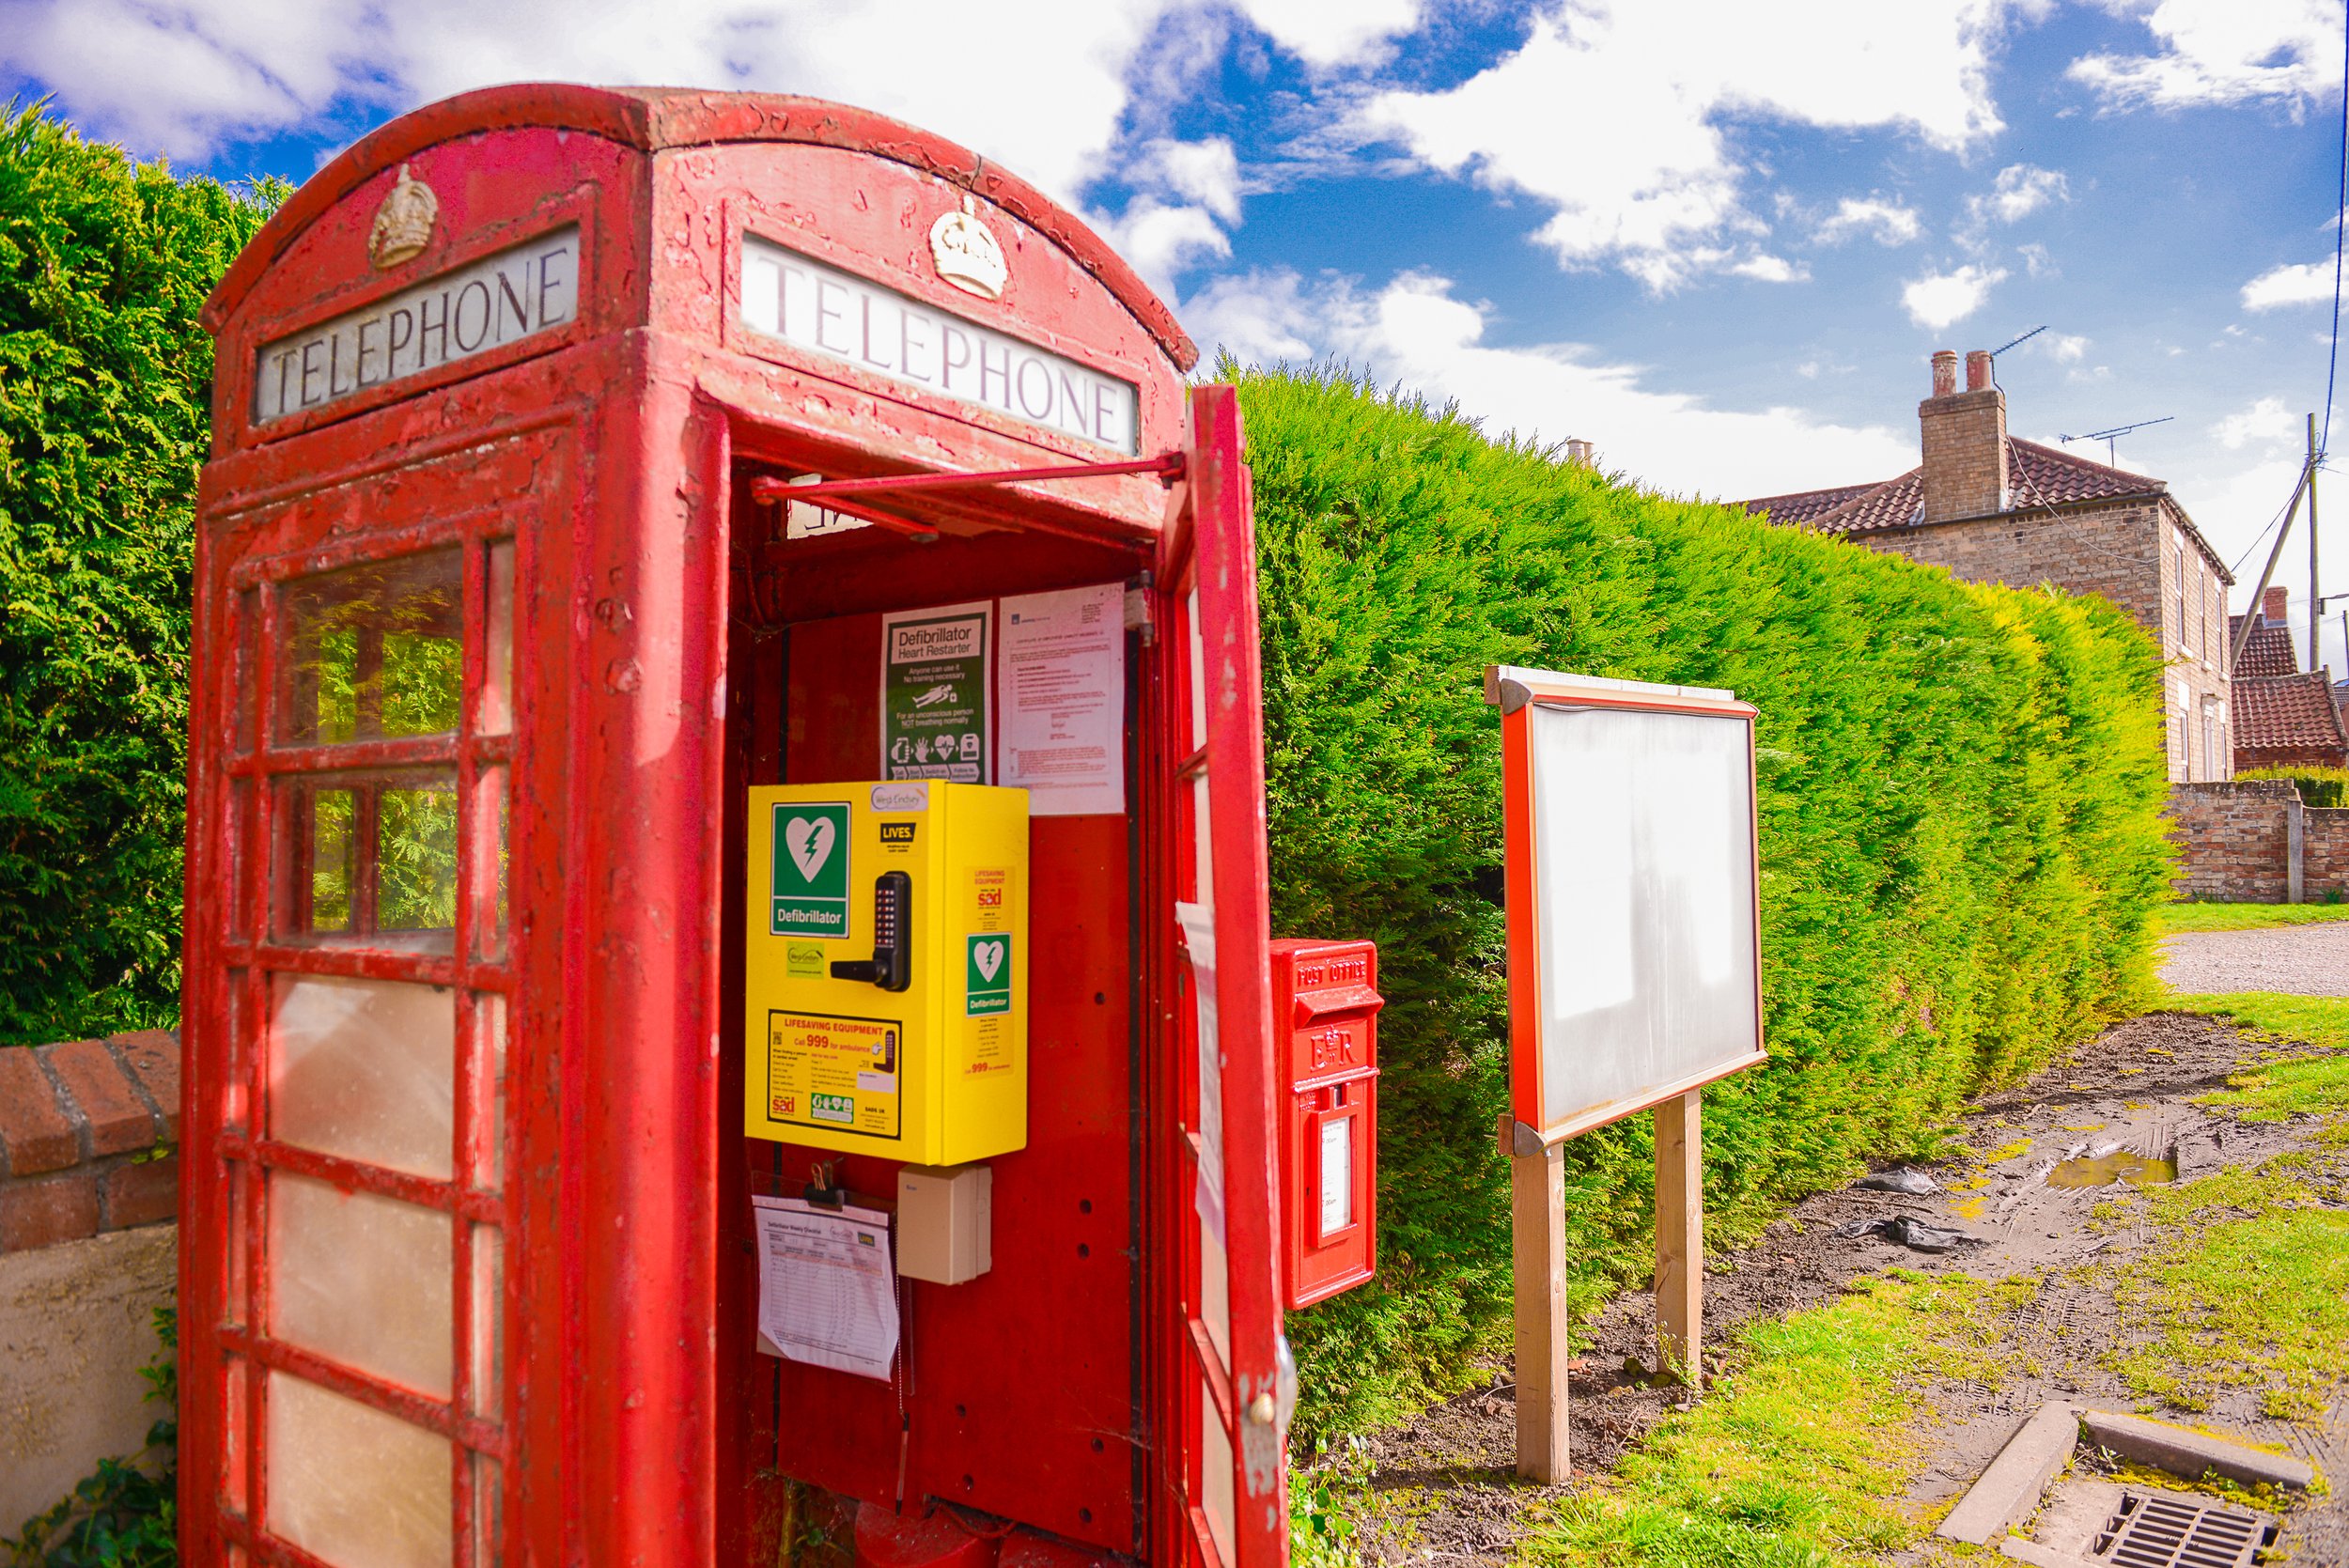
[1486,661,1768,1483]
[1487,663,1766,1150]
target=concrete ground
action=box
[2159,920,2349,997]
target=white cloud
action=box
[1,0,1180,201]
[1102,201,1233,298]
[1902,262,2008,329]
[1180,269,1322,365]
[2242,259,2338,310]
[1972,163,2069,224]
[2018,241,2057,278]
[1135,136,1244,224]
[1730,254,1810,283]
[2044,332,2090,362]
[2211,394,2299,450]
[1350,1,2009,289]
[1229,0,1423,68]
[2068,0,2344,110]
[1813,196,1924,246]
[1180,268,1915,497]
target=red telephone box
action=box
[182,85,1292,1568]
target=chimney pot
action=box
[1564,438,1595,467]
[1965,349,1993,392]
[2263,585,2290,626]
[1931,349,1958,397]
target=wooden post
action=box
[1654,1090,1703,1386]
[1511,1130,1571,1481]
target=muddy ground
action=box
[1340,1011,2349,1565]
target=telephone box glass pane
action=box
[269,1172,453,1398]
[264,1370,452,1568]
[377,776,460,936]
[272,975,454,1180]
[273,770,459,952]
[479,539,515,737]
[1199,1394,1236,1564]
[232,586,258,753]
[472,767,509,959]
[279,550,464,747]
[469,1224,502,1419]
[289,783,357,934]
[477,993,506,1190]
[1318,1116,1352,1237]
[472,1453,503,1568]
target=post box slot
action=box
[1290,983,1384,1023]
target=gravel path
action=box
[2159,920,2349,996]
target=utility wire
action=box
[2327,13,2349,458]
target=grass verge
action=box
[1520,1273,2034,1568]
[2102,1157,2349,1421]
[2170,994,2349,1140]
[2154,902,2349,934]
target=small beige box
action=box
[895,1162,993,1284]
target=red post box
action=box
[1268,939,1380,1309]
[182,85,1293,1568]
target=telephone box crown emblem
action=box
[368,163,439,271]
[928,196,1006,302]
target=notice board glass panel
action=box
[1527,705,1757,1134]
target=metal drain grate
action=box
[2092,1490,2275,1568]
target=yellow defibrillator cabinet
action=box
[744,780,1029,1164]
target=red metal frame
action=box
[1493,667,1766,1145]
[1150,387,1286,1568]
[188,88,1284,1568]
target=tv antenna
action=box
[1990,325,2047,359]
[2060,415,2173,468]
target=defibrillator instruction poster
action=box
[881,602,990,784]
[752,1195,899,1381]
[999,582,1124,815]
[764,1010,902,1138]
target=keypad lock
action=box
[832,870,913,991]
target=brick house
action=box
[2228,585,2349,770]
[1743,349,2235,782]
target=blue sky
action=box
[9,0,2348,668]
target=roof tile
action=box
[2232,672,2349,756]
[1742,438,2169,537]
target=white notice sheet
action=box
[999,582,1125,815]
[752,1195,899,1381]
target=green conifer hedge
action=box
[0,104,278,1045]
[1241,366,2171,1439]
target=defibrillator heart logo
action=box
[784,816,836,883]
[973,939,1005,983]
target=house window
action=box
[2174,537,2191,654]
[2170,713,2187,782]
[2201,697,2221,783]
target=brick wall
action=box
[0,1032,179,1253]
[2308,806,2349,898]
[2167,781,2349,902]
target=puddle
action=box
[2047,1150,2176,1188]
